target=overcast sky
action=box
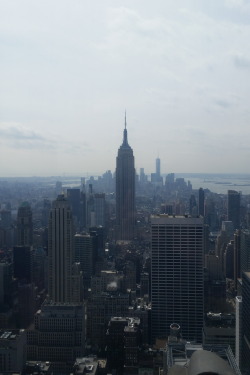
[1,0,250,177]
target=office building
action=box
[139,168,146,184]
[13,245,33,283]
[240,229,250,274]
[241,272,250,373]
[228,190,241,230]
[216,221,234,273]
[234,230,241,292]
[0,262,17,329]
[48,194,81,303]
[151,157,163,186]
[17,202,33,247]
[88,291,130,350]
[202,312,235,354]
[116,116,136,241]
[0,329,27,373]
[87,193,106,228]
[198,188,205,216]
[93,193,106,227]
[74,233,97,294]
[235,296,242,368]
[224,240,234,279]
[106,317,141,374]
[27,302,85,374]
[151,215,204,342]
[17,283,36,328]
[28,196,84,371]
[67,188,81,226]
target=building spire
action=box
[123,111,128,146]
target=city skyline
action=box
[1,1,250,176]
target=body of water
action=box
[176,173,250,195]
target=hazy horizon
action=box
[1,0,250,176]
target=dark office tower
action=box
[151,215,204,343]
[227,190,241,230]
[17,202,33,246]
[198,188,205,216]
[240,229,250,273]
[41,199,51,227]
[48,195,74,303]
[74,233,95,291]
[17,283,36,328]
[242,272,250,373]
[116,116,136,241]
[13,246,32,282]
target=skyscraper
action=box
[48,194,74,303]
[151,215,204,343]
[74,232,97,295]
[17,202,33,247]
[242,272,250,373]
[198,188,205,217]
[116,116,136,241]
[227,190,241,230]
[156,157,160,177]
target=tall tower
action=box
[227,190,241,230]
[156,157,160,177]
[151,215,204,343]
[198,188,205,216]
[116,115,136,241]
[17,202,33,247]
[48,194,74,303]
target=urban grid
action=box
[0,123,250,375]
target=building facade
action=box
[17,202,33,247]
[227,190,241,230]
[27,303,85,374]
[151,215,204,343]
[0,329,26,373]
[242,272,250,373]
[48,195,74,303]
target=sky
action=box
[1,0,250,177]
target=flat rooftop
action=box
[0,329,24,340]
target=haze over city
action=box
[1,0,250,176]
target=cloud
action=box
[233,54,250,69]
[214,99,232,108]
[0,123,45,141]
[0,122,90,153]
[0,122,54,149]
[224,0,250,9]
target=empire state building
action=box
[116,117,136,241]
